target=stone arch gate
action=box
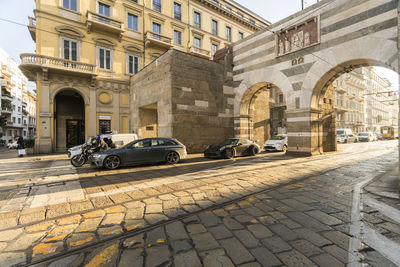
[231,0,399,155]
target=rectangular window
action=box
[152,22,161,40]
[174,30,182,45]
[99,48,111,70]
[98,2,110,16]
[127,13,138,31]
[249,18,255,25]
[174,2,181,20]
[226,26,231,41]
[237,12,243,18]
[153,0,161,12]
[128,55,139,74]
[212,20,218,35]
[63,0,77,11]
[63,39,77,61]
[238,32,244,40]
[212,44,218,56]
[194,11,201,28]
[194,37,201,52]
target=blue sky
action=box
[0,0,397,89]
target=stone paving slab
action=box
[2,142,394,267]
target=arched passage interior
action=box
[239,82,287,146]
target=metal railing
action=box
[1,108,12,114]
[1,94,13,101]
[20,54,96,74]
[87,11,123,30]
[145,31,171,44]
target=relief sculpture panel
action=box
[277,17,319,56]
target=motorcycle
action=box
[70,137,103,167]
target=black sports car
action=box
[204,138,260,159]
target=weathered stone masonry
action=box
[131,49,237,152]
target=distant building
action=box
[333,67,396,134]
[0,48,36,144]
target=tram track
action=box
[0,142,388,234]
[24,160,347,267]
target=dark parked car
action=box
[204,138,260,159]
[90,138,187,169]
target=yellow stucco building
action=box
[19,0,269,153]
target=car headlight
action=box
[219,146,226,151]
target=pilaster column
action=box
[89,88,97,136]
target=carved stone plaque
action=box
[277,17,319,56]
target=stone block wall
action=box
[130,49,236,153]
[169,50,234,152]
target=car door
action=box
[125,139,152,164]
[148,139,168,162]
[236,139,250,156]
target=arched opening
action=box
[311,61,398,153]
[239,82,287,146]
[54,89,85,151]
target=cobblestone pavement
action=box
[0,141,397,266]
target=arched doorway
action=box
[310,61,398,153]
[54,89,85,151]
[239,82,287,146]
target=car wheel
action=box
[225,148,234,159]
[166,151,180,164]
[344,139,347,143]
[282,145,287,153]
[103,155,121,170]
[71,154,87,167]
[250,146,258,156]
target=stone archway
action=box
[54,89,86,151]
[237,81,288,146]
[234,67,293,145]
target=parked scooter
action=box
[70,136,108,167]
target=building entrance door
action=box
[66,120,85,148]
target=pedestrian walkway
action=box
[359,165,400,266]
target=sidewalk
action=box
[359,164,400,266]
[0,147,67,163]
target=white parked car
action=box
[263,135,288,152]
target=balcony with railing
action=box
[86,11,124,38]
[190,46,211,59]
[145,31,172,49]
[20,54,96,78]
[28,16,36,41]
[1,93,13,102]
[1,107,12,114]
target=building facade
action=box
[0,48,36,144]
[19,0,269,153]
[332,67,396,135]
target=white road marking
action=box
[363,194,400,224]
[363,226,400,266]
